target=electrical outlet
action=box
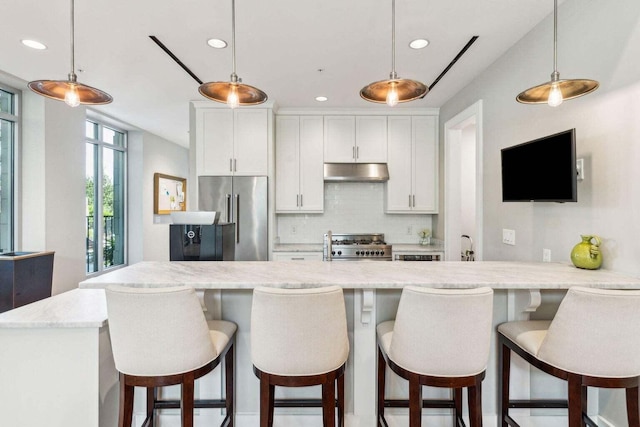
[407,226,413,235]
[576,158,584,181]
[543,248,551,262]
[502,229,516,245]
[291,225,297,235]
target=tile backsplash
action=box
[276,182,433,244]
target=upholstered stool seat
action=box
[106,285,237,427]
[498,286,640,427]
[251,285,349,427]
[377,286,494,427]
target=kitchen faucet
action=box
[461,235,474,261]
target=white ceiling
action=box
[4,0,558,147]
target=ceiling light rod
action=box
[28,0,112,106]
[360,0,428,106]
[149,36,203,84]
[516,0,598,106]
[198,0,268,108]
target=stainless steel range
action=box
[323,232,392,261]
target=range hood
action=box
[323,163,389,182]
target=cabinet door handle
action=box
[409,195,412,208]
[352,146,355,160]
[356,146,359,159]
[233,158,237,172]
[229,158,233,172]
[296,194,299,207]
[300,194,303,207]
[413,195,416,207]
[291,257,305,261]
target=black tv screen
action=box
[501,129,577,202]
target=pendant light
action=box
[360,0,427,106]
[199,0,267,108]
[28,0,112,107]
[516,0,598,106]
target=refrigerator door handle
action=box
[234,194,240,243]
[225,194,232,223]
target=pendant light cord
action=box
[231,0,237,81]
[69,0,77,81]
[390,0,397,79]
[552,0,559,80]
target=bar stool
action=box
[105,285,236,427]
[498,286,640,427]
[377,286,494,427]
[251,285,349,427]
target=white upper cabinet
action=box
[323,116,355,162]
[386,115,438,213]
[355,116,387,162]
[197,108,268,176]
[324,116,387,163]
[276,116,324,213]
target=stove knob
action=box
[375,251,380,255]
[331,251,335,256]
[337,251,342,255]
[356,251,360,255]
[381,251,385,256]
[365,251,370,255]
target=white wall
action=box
[438,0,640,423]
[127,131,189,263]
[21,92,86,295]
[439,0,640,274]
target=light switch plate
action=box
[502,229,516,245]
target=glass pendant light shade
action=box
[199,0,267,107]
[28,0,112,107]
[516,0,598,106]
[360,0,428,106]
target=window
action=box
[0,86,18,253]
[85,120,126,273]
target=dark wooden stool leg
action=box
[259,373,275,427]
[225,344,235,427]
[499,341,511,427]
[323,377,336,427]
[377,347,386,426]
[468,380,483,427]
[338,372,345,427]
[626,386,640,427]
[567,374,583,427]
[409,374,422,427]
[119,374,134,427]
[454,388,463,426]
[181,372,195,427]
[146,387,155,426]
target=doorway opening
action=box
[444,100,483,261]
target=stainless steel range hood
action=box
[323,163,389,182]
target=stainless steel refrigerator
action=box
[198,176,268,261]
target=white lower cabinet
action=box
[276,116,324,213]
[386,115,438,213]
[272,252,323,261]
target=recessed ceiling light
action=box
[21,39,47,50]
[315,96,328,102]
[409,39,429,49]
[207,38,227,49]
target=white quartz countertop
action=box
[79,260,640,290]
[0,288,107,328]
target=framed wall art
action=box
[154,173,186,214]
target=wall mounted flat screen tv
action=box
[501,129,577,202]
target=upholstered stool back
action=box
[106,285,217,377]
[538,286,640,378]
[251,285,349,376]
[389,286,494,377]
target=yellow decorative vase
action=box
[570,235,602,270]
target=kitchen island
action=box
[3,261,639,427]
